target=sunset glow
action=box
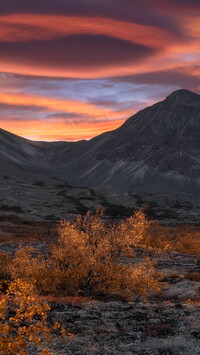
[0,0,199,141]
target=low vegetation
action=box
[7,209,166,300]
[170,227,200,257]
[2,208,200,354]
[0,279,70,355]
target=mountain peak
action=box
[0,89,200,195]
[165,89,199,103]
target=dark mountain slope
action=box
[0,89,199,194]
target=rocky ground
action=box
[0,169,200,222]
[46,251,200,355]
[1,195,200,355]
[47,298,200,355]
[1,216,200,354]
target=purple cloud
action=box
[0,35,157,69]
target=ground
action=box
[46,299,200,355]
[1,215,200,354]
[1,169,200,221]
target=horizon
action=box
[0,0,199,141]
[0,88,198,143]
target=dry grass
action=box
[0,214,57,244]
[39,295,95,304]
[163,224,200,255]
[185,273,200,282]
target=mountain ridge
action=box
[0,89,200,195]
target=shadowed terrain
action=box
[1,89,200,194]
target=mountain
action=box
[1,89,199,196]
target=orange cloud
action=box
[0,90,135,140]
[0,14,179,47]
[0,9,199,142]
[0,91,117,118]
[184,16,200,43]
[0,14,195,79]
[0,117,126,141]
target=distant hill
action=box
[1,89,200,195]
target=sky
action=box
[0,0,199,141]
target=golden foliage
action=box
[109,210,170,254]
[160,225,200,257]
[172,229,200,257]
[9,209,164,299]
[0,279,51,355]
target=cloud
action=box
[0,0,181,34]
[159,0,200,12]
[3,34,154,66]
[113,68,200,92]
[0,14,178,47]
[0,103,45,111]
[0,0,199,141]
[0,116,126,141]
[45,112,96,123]
[0,33,156,75]
[0,10,198,79]
[0,90,129,118]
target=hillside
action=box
[1,89,199,194]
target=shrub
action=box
[0,279,52,354]
[0,279,71,355]
[162,225,200,257]
[9,209,163,300]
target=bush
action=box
[9,209,163,300]
[0,279,71,355]
[0,279,51,354]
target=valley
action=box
[1,89,200,355]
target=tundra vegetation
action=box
[6,209,166,299]
[1,208,200,354]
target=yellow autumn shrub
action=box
[173,230,200,256]
[0,279,51,355]
[9,209,164,300]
